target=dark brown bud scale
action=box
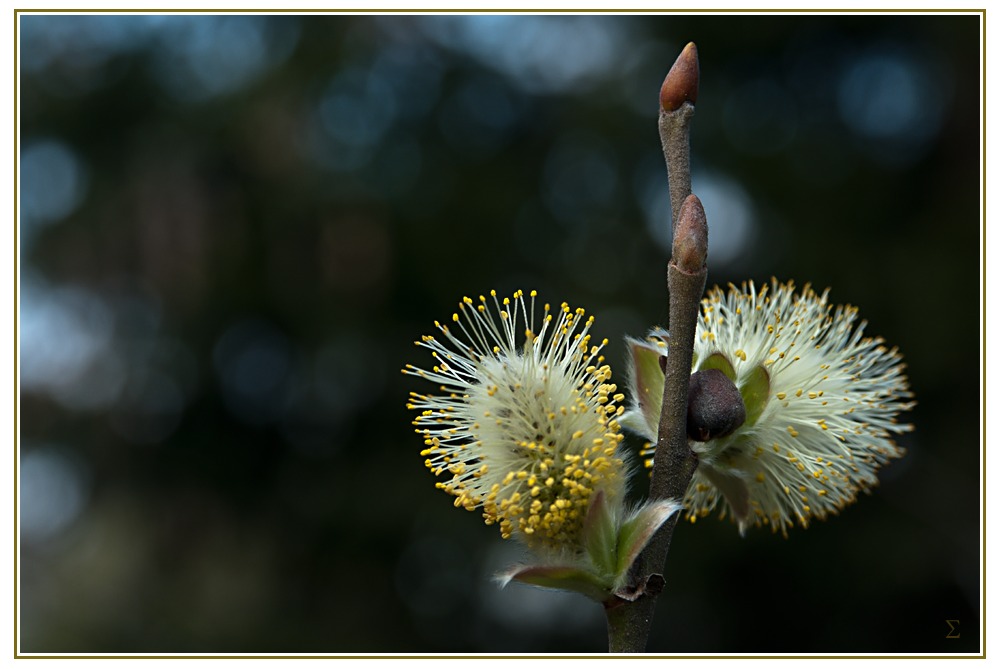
[687,369,746,442]
[660,42,700,112]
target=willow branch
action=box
[605,42,705,654]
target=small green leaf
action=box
[699,352,736,380]
[497,564,612,602]
[700,465,751,533]
[613,499,683,588]
[626,336,668,440]
[582,489,617,577]
[740,365,771,427]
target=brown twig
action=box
[605,42,706,654]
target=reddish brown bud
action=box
[672,193,708,272]
[659,42,699,112]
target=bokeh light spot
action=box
[21,277,124,411]
[20,446,89,543]
[21,139,88,244]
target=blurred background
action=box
[18,13,981,653]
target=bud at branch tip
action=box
[660,42,699,112]
[672,193,707,273]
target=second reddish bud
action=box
[672,193,708,273]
